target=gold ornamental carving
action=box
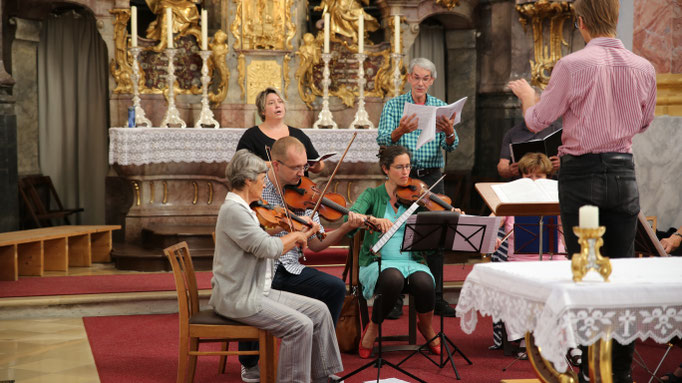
[315,0,380,45]
[656,73,682,116]
[294,37,398,109]
[435,0,461,10]
[516,0,574,89]
[237,53,246,101]
[295,33,322,107]
[283,54,292,95]
[209,30,229,104]
[109,7,226,99]
[247,60,282,104]
[109,9,136,94]
[145,0,202,52]
[231,0,296,51]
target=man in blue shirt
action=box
[376,57,459,317]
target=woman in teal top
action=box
[349,146,440,358]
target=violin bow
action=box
[308,131,358,218]
[264,145,298,235]
[370,174,446,255]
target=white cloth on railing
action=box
[456,257,682,372]
[108,127,381,165]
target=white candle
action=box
[579,205,599,228]
[324,13,330,54]
[358,15,364,53]
[166,8,173,48]
[201,9,208,50]
[131,6,138,47]
[394,15,400,54]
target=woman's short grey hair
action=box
[225,149,268,190]
[409,58,437,80]
[255,87,286,121]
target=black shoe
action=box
[386,295,404,320]
[434,299,456,317]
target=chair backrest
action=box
[164,242,201,325]
[20,175,65,213]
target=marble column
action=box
[11,18,42,176]
[631,0,682,230]
[0,5,19,232]
[444,29,476,172]
[632,117,682,231]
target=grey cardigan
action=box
[209,197,284,318]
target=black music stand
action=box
[334,260,428,383]
[396,211,476,380]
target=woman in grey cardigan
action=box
[209,149,343,383]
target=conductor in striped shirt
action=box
[508,0,656,382]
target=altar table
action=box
[108,127,381,166]
[456,257,682,373]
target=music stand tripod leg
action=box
[334,262,428,383]
[396,250,472,380]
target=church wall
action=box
[630,0,682,231]
[10,18,41,176]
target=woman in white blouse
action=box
[209,149,342,383]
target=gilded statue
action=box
[208,30,229,104]
[109,9,134,94]
[295,33,321,107]
[145,0,202,51]
[315,0,379,44]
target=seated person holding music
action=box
[349,145,460,358]
[239,136,368,381]
[496,152,567,262]
[210,149,343,382]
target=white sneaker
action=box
[241,365,260,383]
[329,374,344,383]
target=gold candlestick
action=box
[571,226,612,282]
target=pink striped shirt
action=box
[525,38,657,156]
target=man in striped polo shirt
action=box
[508,0,656,382]
[377,57,459,318]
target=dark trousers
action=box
[559,153,639,383]
[410,168,446,301]
[239,266,347,367]
[371,268,435,324]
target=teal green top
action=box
[348,183,427,267]
[348,184,434,299]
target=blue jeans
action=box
[559,153,639,259]
[239,266,346,367]
[559,153,638,382]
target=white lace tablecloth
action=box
[109,128,381,165]
[456,257,682,372]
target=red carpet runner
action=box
[83,312,681,383]
[0,265,474,298]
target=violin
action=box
[395,177,456,211]
[283,177,380,232]
[250,199,325,239]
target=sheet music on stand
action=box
[402,212,500,254]
[371,202,421,254]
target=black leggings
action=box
[371,268,435,324]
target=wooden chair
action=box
[164,241,277,383]
[18,174,83,228]
[349,231,418,353]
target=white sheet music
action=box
[401,97,468,149]
[371,202,420,254]
[491,178,558,203]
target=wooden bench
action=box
[0,225,121,281]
